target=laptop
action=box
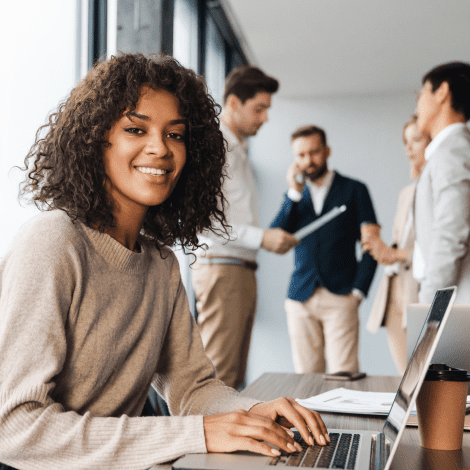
[173,286,457,470]
[407,303,470,384]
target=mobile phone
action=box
[294,172,305,184]
[324,371,367,381]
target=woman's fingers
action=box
[250,398,329,446]
[203,410,302,456]
[289,401,330,445]
[275,398,329,446]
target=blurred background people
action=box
[192,66,298,391]
[270,125,378,375]
[364,115,431,374]
[413,61,470,304]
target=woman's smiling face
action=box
[103,86,187,218]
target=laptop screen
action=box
[382,287,456,462]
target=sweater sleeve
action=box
[153,259,260,417]
[0,216,258,469]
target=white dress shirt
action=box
[424,122,467,162]
[195,122,264,262]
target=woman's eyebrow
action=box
[127,111,149,121]
[125,112,186,126]
[170,119,187,126]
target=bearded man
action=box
[270,125,378,374]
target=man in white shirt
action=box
[270,125,378,374]
[414,61,470,303]
[192,66,299,390]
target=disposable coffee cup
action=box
[416,363,470,450]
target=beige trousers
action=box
[285,287,360,374]
[192,263,257,390]
[384,275,408,375]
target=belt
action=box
[196,257,258,271]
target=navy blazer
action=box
[270,172,378,302]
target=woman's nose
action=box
[145,135,169,157]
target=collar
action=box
[425,122,467,161]
[220,121,248,153]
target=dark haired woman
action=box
[0,53,327,469]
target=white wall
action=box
[246,90,417,383]
[0,1,78,257]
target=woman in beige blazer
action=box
[364,116,430,374]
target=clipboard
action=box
[293,205,347,240]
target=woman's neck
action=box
[100,206,147,253]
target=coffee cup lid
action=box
[424,363,470,382]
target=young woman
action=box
[0,53,328,470]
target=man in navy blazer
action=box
[271,125,378,374]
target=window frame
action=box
[88,0,249,74]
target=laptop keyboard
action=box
[268,431,361,468]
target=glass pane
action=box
[229,50,244,71]
[204,14,225,106]
[117,0,162,54]
[173,0,198,71]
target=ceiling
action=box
[224,0,470,99]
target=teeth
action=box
[136,167,168,175]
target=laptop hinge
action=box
[370,433,388,470]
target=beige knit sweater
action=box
[0,210,259,469]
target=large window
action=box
[116,0,164,55]
[204,12,225,104]
[173,0,199,71]
[92,0,249,89]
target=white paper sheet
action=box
[296,388,405,416]
[296,388,470,417]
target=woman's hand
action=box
[249,398,329,447]
[203,398,329,457]
[204,409,300,457]
[363,237,399,265]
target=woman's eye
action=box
[168,133,185,141]
[124,127,144,135]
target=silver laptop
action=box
[407,303,470,379]
[173,287,457,470]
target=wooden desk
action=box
[242,372,470,470]
[152,372,470,469]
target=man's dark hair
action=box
[423,61,470,120]
[223,65,279,104]
[291,125,327,146]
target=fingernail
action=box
[295,442,302,452]
[287,429,294,438]
[309,436,314,446]
[320,435,326,445]
[287,443,296,452]
[271,448,281,456]
[325,433,331,443]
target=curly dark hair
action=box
[20,53,229,252]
